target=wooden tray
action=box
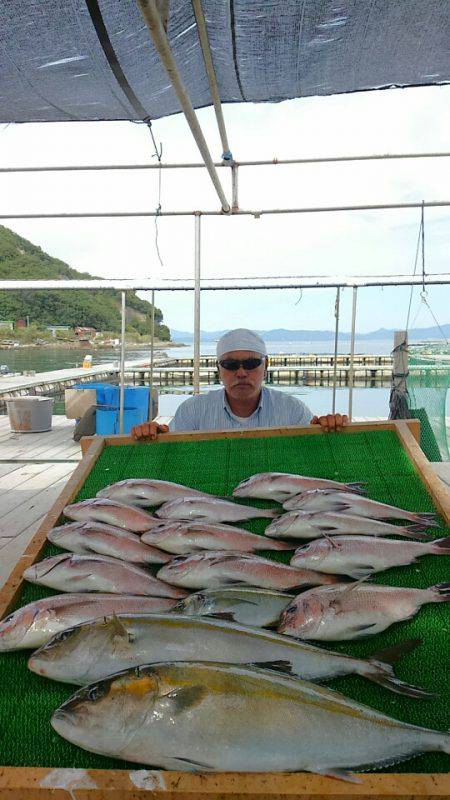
[1,420,449,799]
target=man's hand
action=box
[130,422,169,440]
[310,413,348,432]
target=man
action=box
[131,328,347,439]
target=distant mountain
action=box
[171,325,450,343]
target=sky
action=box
[0,84,449,336]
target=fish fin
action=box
[400,525,433,541]
[166,756,213,772]
[313,767,361,783]
[163,685,207,714]
[321,531,342,549]
[347,568,374,579]
[371,637,421,665]
[431,537,450,552]
[250,659,294,675]
[416,512,439,527]
[346,482,366,495]
[429,582,450,601]
[333,575,371,599]
[365,638,434,698]
[205,611,236,622]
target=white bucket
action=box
[6,396,54,433]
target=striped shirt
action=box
[170,387,312,432]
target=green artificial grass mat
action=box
[1,430,449,773]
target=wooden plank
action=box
[0,766,447,799]
[80,419,421,456]
[395,420,450,524]
[0,462,77,522]
[0,467,76,541]
[0,437,105,619]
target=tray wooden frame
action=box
[1,420,449,799]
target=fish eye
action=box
[1,613,14,624]
[87,683,106,702]
[54,628,74,644]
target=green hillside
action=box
[0,226,170,339]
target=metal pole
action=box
[347,287,358,421]
[119,291,126,434]
[232,163,239,212]
[193,214,201,394]
[191,0,232,162]
[332,287,340,414]
[149,289,155,420]
[136,0,231,213]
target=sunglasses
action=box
[218,357,264,372]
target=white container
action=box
[6,396,54,433]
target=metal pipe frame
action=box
[191,0,232,162]
[136,0,231,212]
[2,151,449,173]
[332,287,340,414]
[119,291,126,434]
[193,214,201,393]
[149,289,155,420]
[347,287,358,421]
[2,199,449,219]
[1,274,449,292]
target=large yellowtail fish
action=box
[142,521,292,554]
[156,497,278,523]
[23,554,187,598]
[97,478,211,507]
[28,612,429,697]
[278,582,450,641]
[283,489,438,526]
[157,551,338,590]
[233,473,365,502]
[0,594,177,650]
[48,521,170,564]
[51,662,449,776]
[291,534,450,578]
[63,498,158,533]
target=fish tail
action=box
[431,536,450,553]
[428,582,450,602]
[345,482,367,495]
[398,525,434,541]
[363,638,434,698]
[263,509,280,518]
[414,512,439,527]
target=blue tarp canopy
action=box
[1,0,449,123]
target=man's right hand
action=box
[130,422,169,441]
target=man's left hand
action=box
[311,413,348,432]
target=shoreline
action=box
[0,340,184,352]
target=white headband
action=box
[216,328,267,359]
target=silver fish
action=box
[29,612,428,697]
[23,554,187,598]
[266,511,431,540]
[0,594,177,651]
[51,662,449,775]
[278,582,450,640]
[174,587,295,627]
[233,473,365,502]
[48,522,170,564]
[291,535,450,577]
[142,521,292,554]
[63,498,158,533]
[157,551,338,590]
[283,489,439,526]
[156,496,277,523]
[96,478,211,507]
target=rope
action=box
[145,120,164,268]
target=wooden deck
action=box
[0,413,449,594]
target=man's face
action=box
[218,350,267,403]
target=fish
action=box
[0,594,178,651]
[278,582,450,641]
[63,498,158,533]
[283,489,439,526]
[29,612,429,697]
[48,522,171,564]
[265,511,431,541]
[155,496,278,523]
[156,551,338,591]
[23,554,187,598]
[51,661,449,775]
[141,521,293,554]
[290,535,450,578]
[96,478,211,507]
[174,587,295,628]
[233,473,365,502]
